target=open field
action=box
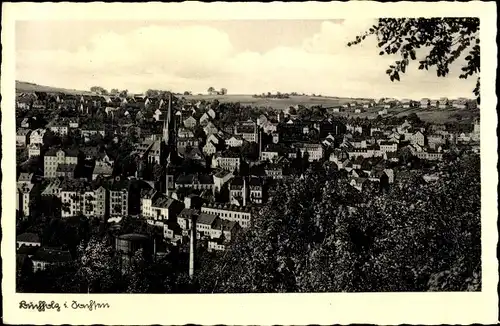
[181,94,370,110]
[16,81,478,124]
[16,81,94,95]
[327,104,479,124]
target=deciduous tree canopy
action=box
[348,18,480,103]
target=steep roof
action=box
[16,232,40,243]
[32,247,72,263]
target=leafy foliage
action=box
[348,18,480,103]
[198,154,480,292]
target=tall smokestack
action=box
[242,177,247,207]
[189,215,196,279]
[259,130,262,160]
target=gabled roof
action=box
[17,232,40,243]
[196,212,218,226]
[32,247,72,263]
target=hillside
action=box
[15,81,477,123]
[182,94,366,111]
[15,81,93,95]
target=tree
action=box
[110,89,119,95]
[90,86,107,95]
[146,89,160,98]
[207,87,215,94]
[220,88,228,95]
[348,18,480,103]
[77,236,122,293]
[119,90,129,98]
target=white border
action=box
[2,2,498,325]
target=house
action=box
[261,143,284,162]
[195,213,219,237]
[175,174,214,192]
[452,99,467,109]
[401,99,412,109]
[183,116,197,128]
[293,143,324,162]
[31,247,72,272]
[410,130,426,147]
[29,128,46,145]
[203,121,219,136]
[234,121,258,143]
[44,148,80,178]
[199,112,211,125]
[378,108,388,116]
[148,195,185,225]
[60,179,96,217]
[350,178,368,191]
[213,170,234,193]
[17,232,42,249]
[55,163,77,179]
[226,136,244,148]
[177,137,200,153]
[203,141,218,156]
[272,132,280,144]
[354,108,363,114]
[420,98,430,109]
[178,127,195,139]
[68,118,79,129]
[329,149,349,164]
[16,128,32,147]
[201,203,253,228]
[214,150,241,172]
[261,121,277,135]
[92,165,113,180]
[28,143,41,158]
[439,98,449,109]
[379,141,398,153]
[207,108,216,119]
[108,178,132,217]
[47,119,69,136]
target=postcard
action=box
[2,1,498,325]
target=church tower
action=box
[163,93,176,197]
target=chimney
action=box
[259,130,262,160]
[189,215,196,279]
[153,238,157,262]
[242,177,247,207]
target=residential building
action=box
[55,163,77,179]
[203,121,219,136]
[149,195,185,224]
[16,233,41,249]
[183,116,197,128]
[201,203,253,228]
[379,141,398,153]
[60,179,95,218]
[17,183,34,218]
[31,247,72,273]
[293,143,324,161]
[175,174,214,192]
[108,178,131,217]
[16,128,32,147]
[214,151,241,172]
[44,148,80,178]
[226,136,244,148]
[92,165,113,180]
[213,170,234,193]
[234,121,258,143]
[29,128,46,145]
[28,143,41,158]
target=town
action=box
[15,87,480,292]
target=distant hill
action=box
[16,81,93,95]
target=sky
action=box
[16,20,477,99]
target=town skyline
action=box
[16,19,477,99]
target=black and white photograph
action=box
[2,2,497,325]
